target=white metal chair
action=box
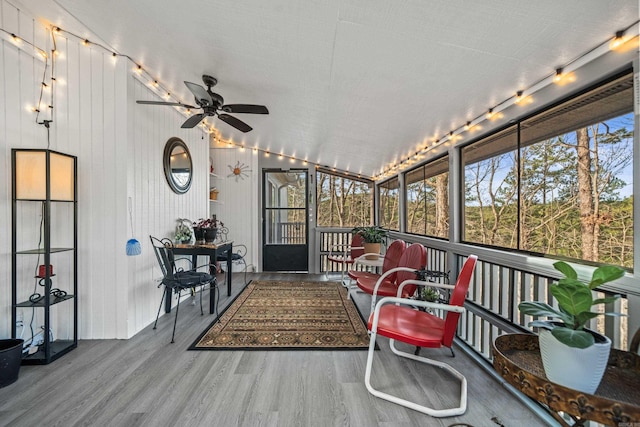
[365,255,478,417]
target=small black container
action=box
[0,339,24,388]
[204,227,218,243]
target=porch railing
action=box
[316,228,630,358]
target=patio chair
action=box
[356,242,427,314]
[327,232,365,285]
[364,255,478,417]
[347,239,405,298]
[217,243,250,287]
[150,236,217,343]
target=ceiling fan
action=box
[136,74,268,132]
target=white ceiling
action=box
[26,0,639,177]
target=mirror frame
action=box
[163,137,193,194]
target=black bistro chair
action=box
[150,236,217,343]
[217,244,249,287]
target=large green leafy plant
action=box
[518,261,625,349]
[351,226,388,243]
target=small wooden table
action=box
[171,241,233,314]
[493,333,640,426]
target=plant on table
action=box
[193,217,224,243]
[518,261,625,349]
[193,217,224,229]
[174,218,193,243]
[351,226,389,244]
[518,260,625,393]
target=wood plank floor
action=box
[0,273,550,427]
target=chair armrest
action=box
[371,266,416,297]
[396,279,455,297]
[369,296,465,333]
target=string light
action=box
[553,68,563,83]
[515,90,524,104]
[485,108,494,119]
[4,20,636,182]
[610,30,626,50]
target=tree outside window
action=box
[463,73,634,269]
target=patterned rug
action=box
[189,280,371,350]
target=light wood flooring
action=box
[0,273,550,427]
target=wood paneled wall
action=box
[0,1,208,339]
[209,146,259,270]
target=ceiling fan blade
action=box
[218,113,253,133]
[221,104,269,114]
[181,113,206,128]
[136,100,197,109]
[184,81,213,106]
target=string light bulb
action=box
[82,39,90,46]
[610,30,626,50]
[486,108,494,119]
[515,90,524,104]
[554,68,564,83]
[464,121,471,131]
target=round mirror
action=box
[163,137,193,194]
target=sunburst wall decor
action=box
[228,160,251,181]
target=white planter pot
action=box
[538,328,611,394]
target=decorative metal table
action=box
[493,334,640,426]
[171,241,233,314]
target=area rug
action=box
[189,280,371,350]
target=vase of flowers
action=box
[174,219,193,244]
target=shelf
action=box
[15,198,75,203]
[21,340,77,365]
[209,199,223,204]
[15,294,74,308]
[210,173,219,178]
[12,148,78,365]
[15,247,74,254]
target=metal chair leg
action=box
[171,289,181,343]
[199,285,204,315]
[154,287,166,330]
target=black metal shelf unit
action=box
[11,149,78,365]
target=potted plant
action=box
[174,219,193,244]
[352,226,388,260]
[193,217,224,243]
[518,261,625,393]
[420,286,441,303]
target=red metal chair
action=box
[327,232,365,285]
[356,243,427,314]
[347,239,406,296]
[364,255,478,417]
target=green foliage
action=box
[518,261,625,348]
[420,286,440,302]
[463,115,634,268]
[351,226,388,243]
[174,219,193,242]
[316,172,372,227]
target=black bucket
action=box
[0,339,24,388]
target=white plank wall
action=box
[209,146,258,270]
[0,0,209,340]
